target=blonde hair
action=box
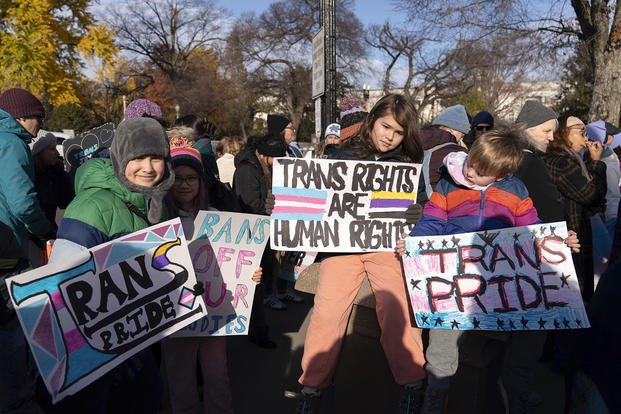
[467,124,526,177]
[166,126,198,141]
[223,136,244,156]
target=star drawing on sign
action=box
[472,317,481,329]
[477,230,500,247]
[553,319,561,329]
[520,316,529,328]
[451,236,460,247]
[509,319,516,330]
[538,318,547,329]
[418,241,425,250]
[530,229,538,239]
[563,318,571,328]
[550,226,556,235]
[404,251,411,258]
[575,319,582,327]
[426,240,434,249]
[539,226,547,236]
[559,273,571,288]
[441,239,448,248]
[450,320,461,329]
[496,318,505,330]
[513,233,520,241]
[434,317,444,327]
[410,279,421,290]
[420,314,429,325]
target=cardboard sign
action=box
[402,222,589,330]
[270,158,421,252]
[174,211,270,337]
[5,219,205,402]
[62,123,114,173]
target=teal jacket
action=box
[0,109,53,261]
[56,158,151,248]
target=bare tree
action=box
[395,0,621,124]
[110,0,224,81]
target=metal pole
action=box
[321,0,337,131]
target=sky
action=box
[219,0,401,26]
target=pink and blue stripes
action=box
[271,187,327,221]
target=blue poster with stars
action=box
[403,222,589,330]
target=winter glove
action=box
[404,203,423,225]
[265,192,275,215]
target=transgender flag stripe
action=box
[275,195,325,204]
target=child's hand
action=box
[252,267,263,283]
[396,232,408,257]
[564,230,580,253]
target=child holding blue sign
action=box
[162,135,262,414]
[397,126,580,413]
[288,94,428,414]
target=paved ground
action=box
[223,264,566,414]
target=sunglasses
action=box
[475,125,491,132]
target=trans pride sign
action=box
[5,219,205,402]
[270,158,421,252]
[402,222,589,331]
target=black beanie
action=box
[257,133,286,157]
[515,100,557,129]
[111,117,175,223]
[0,88,45,119]
[267,114,290,136]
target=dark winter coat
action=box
[34,163,74,225]
[514,146,565,224]
[232,147,269,215]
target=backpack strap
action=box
[422,142,455,197]
[125,202,151,225]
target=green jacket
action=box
[56,158,151,248]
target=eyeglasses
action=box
[475,125,491,132]
[569,126,587,136]
[174,175,199,185]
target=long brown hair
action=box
[548,115,574,153]
[354,93,423,162]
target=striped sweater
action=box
[410,171,539,237]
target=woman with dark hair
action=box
[288,94,426,413]
[542,115,607,301]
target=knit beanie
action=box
[267,114,290,136]
[0,88,45,119]
[586,119,621,149]
[339,95,368,141]
[29,132,56,157]
[169,136,205,174]
[472,111,494,127]
[124,98,162,120]
[432,104,470,134]
[323,123,340,140]
[256,133,286,157]
[111,117,175,223]
[515,100,557,129]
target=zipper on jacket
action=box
[478,189,486,228]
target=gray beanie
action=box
[111,117,175,224]
[515,100,557,129]
[432,105,470,134]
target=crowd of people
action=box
[0,85,620,414]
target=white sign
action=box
[312,28,325,98]
[174,211,270,337]
[270,158,421,252]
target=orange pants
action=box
[299,252,426,388]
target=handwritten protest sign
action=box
[174,211,270,337]
[271,158,421,252]
[5,219,205,402]
[62,122,114,173]
[402,222,589,330]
